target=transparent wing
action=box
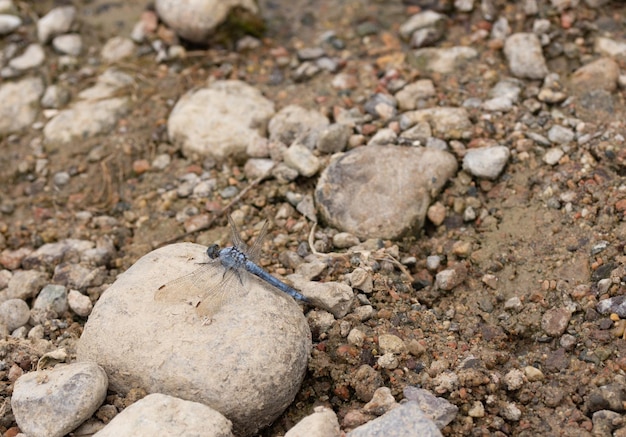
[155,261,247,317]
[154,261,223,304]
[247,220,268,264]
[194,269,246,317]
[227,215,248,254]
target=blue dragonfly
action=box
[155,215,309,317]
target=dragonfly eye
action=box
[207,244,220,259]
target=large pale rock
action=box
[94,393,233,437]
[167,80,275,160]
[77,242,311,436]
[155,0,260,43]
[315,145,458,240]
[11,362,108,437]
[0,76,44,134]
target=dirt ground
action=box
[2,0,626,436]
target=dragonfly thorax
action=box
[218,246,248,270]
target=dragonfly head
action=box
[207,244,220,259]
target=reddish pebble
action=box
[132,159,150,175]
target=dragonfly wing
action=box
[247,220,268,264]
[227,215,248,253]
[194,268,247,317]
[154,261,222,304]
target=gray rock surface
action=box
[11,361,108,437]
[347,402,442,437]
[155,0,259,43]
[168,80,275,160]
[403,386,458,428]
[94,393,233,437]
[315,145,458,239]
[77,242,311,436]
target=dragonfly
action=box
[155,215,309,317]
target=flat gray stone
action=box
[94,393,233,437]
[12,362,108,437]
[315,145,457,239]
[347,402,442,437]
[77,242,311,436]
[0,76,44,134]
[403,386,458,428]
[168,80,275,160]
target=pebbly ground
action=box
[1,0,626,436]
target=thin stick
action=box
[156,170,271,247]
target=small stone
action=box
[523,366,545,382]
[501,402,522,421]
[243,158,274,180]
[151,153,171,170]
[541,307,571,337]
[7,270,48,300]
[0,299,30,331]
[283,143,320,177]
[67,290,93,317]
[426,255,441,271]
[462,146,510,180]
[41,85,70,109]
[52,34,82,56]
[504,296,523,311]
[0,14,21,35]
[101,36,135,63]
[9,43,45,71]
[12,362,108,437]
[395,79,436,111]
[435,264,467,291]
[37,6,76,43]
[378,334,406,354]
[362,387,398,416]
[333,232,360,249]
[347,328,366,347]
[543,147,564,165]
[285,406,339,437]
[504,369,525,390]
[349,268,373,294]
[468,401,485,418]
[317,123,351,154]
[377,352,399,369]
[427,202,446,226]
[547,125,574,144]
[53,171,70,186]
[504,33,549,79]
[33,284,68,315]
